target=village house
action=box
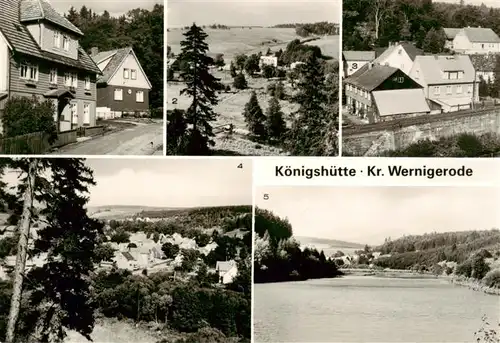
[450,27,500,54]
[91,47,152,119]
[443,28,461,51]
[369,42,423,76]
[259,55,278,68]
[0,0,101,132]
[342,51,376,78]
[409,55,479,113]
[344,64,428,123]
[215,260,238,284]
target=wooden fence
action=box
[0,130,77,154]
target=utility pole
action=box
[5,159,38,343]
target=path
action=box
[54,121,163,155]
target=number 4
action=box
[237,163,243,169]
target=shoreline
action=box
[450,276,500,295]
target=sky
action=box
[256,186,500,246]
[3,159,252,209]
[167,0,340,28]
[48,0,162,17]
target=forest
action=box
[64,5,164,110]
[0,160,251,343]
[343,0,500,51]
[254,208,342,283]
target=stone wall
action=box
[343,107,500,156]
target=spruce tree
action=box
[242,92,266,140]
[233,73,247,89]
[265,96,286,142]
[178,23,221,155]
[288,53,329,155]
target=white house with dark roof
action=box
[0,0,101,132]
[90,47,152,119]
[369,42,423,76]
[342,51,375,78]
[409,55,479,113]
[452,27,500,54]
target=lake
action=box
[254,275,500,342]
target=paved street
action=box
[53,121,163,155]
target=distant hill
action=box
[295,236,365,249]
[87,205,185,220]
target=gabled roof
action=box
[0,0,100,74]
[413,55,476,85]
[343,51,375,62]
[92,47,152,88]
[461,27,500,43]
[344,64,399,91]
[19,0,83,35]
[373,89,430,116]
[375,42,423,63]
[443,28,461,40]
[216,260,236,273]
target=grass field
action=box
[167,27,339,155]
[168,27,303,61]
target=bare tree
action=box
[5,159,38,343]
[373,0,389,39]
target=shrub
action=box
[483,269,500,288]
[3,96,57,141]
[233,73,247,90]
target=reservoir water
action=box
[254,275,499,342]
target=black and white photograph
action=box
[254,186,500,342]
[0,0,163,155]
[342,0,500,157]
[0,158,252,343]
[166,0,340,156]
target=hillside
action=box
[372,229,500,270]
[295,236,364,249]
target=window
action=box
[123,68,130,79]
[84,76,91,90]
[20,64,38,81]
[64,72,71,86]
[49,69,57,84]
[458,71,464,79]
[131,69,137,80]
[449,72,458,80]
[434,86,440,95]
[53,31,61,48]
[468,84,473,93]
[114,88,123,100]
[63,36,70,51]
[415,70,420,79]
[136,90,144,102]
[456,85,463,94]
[446,85,452,94]
[70,103,78,124]
[83,103,90,124]
[65,73,77,87]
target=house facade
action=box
[371,42,423,76]
[259,55,278,68]
[452,27,500,54]
[91,47,152,118]
[216,260,238,284]
[0,0,101,133]
[443,28,461,51]
[470,54,497,83]
[342,51,375,78]
[409,55,479,113]
[344,64,425,122]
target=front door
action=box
[58,99,72,132]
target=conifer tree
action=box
[178,23,221,155]
[242,92,266,139]
[233,73,247,89]
[288,53,329,155]
[265,96,286,142]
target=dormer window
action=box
[131,69,137,80]
[123,68,130,79]
[63,36,70,51]
[54,31,61,48]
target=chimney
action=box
[90,47,99,56]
